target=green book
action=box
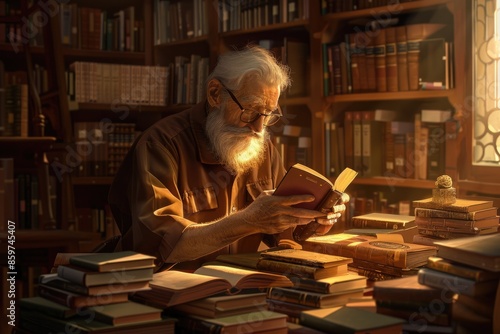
[300,306,404,334]
[69,251,156,272]
[19,296,76,319]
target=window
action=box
[473,0,500,165]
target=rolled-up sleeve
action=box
[130,140,191,265]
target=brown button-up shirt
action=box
[108,101,286,270]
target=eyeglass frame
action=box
[220,82,283,126]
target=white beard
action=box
[205,106,268,175]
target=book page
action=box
[151,270,230,291]
[194,265,264,287]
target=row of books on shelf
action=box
[73,122,137,177]
[70,57,210,106]
[324,23,453,96]
[217,0,310,33]
[153,0,209,44]
[74,204,119,240]
[272,125,312,170]
[0,1,145,52]
[326,108,455,180]
[321,0,416,14]
[0,67,29,137]
[59,3,145,52]
[0,158,58,231]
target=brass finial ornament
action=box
[432,175,456,205]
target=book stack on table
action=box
[373,275,456,333]
[302,232,437,281]
[417,234,500,333]
[131,263,292,333]
[17,251,177,333]
[412,197,499,245]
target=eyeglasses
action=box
[221,83,282,126]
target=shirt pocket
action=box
[183,186,218,216]
[246,178,273,202]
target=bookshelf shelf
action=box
[327,90,455,103]
[63,49,146,62]
[220,19,310,37]
[155,35,209,48]
[352,177,436,190]
[0,136,57,149]
[72,177,114,186]
[322,0,453,22]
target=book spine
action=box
[351,218,411,230]
[417,268,476,297]
[415,208,485,220]
[385,27,398,92]
[396,25,409,91]
[426,259,492,282]
[57,265,87,286]
[267,288,323,308]
[38,285,74,308]
[373,28,387,92]
[256,259,320,279]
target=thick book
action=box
[69,251,156,272]
[343,226,418,243]
[171,292,267,318]
[19,309,176,334]
[412,197,493,213]
[351,212,415,230]
[289,272,367,294]
[426,256,500,282]
[37,284,129,308]
[257,258,349,280]
[415,207,498,221]
[267,286,364,308]
[175,310,288,334]
[395,25,409,91]
[300,306,404,334]
[87,301,162,325]
[406,23,447,90]
[373,275,445,304]
[274,163,357,242]
[260,248,353,268]
[303,234,437,269]
[132,264,293,307]
[415,215,499,230]
[274,163,357,213]
[19,296,77,319]
[39,273,151,296]
[433,234,500,272]
[56,265,154,287]
[417,267,499,297]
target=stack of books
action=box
[249,249,367,323]
[302,232,437,281]
[417,234,500,333]
[131,263,293,332]
[372,275,456,333]
[345,212,418,243]
[17,251,176,333]
[412,197,499,245]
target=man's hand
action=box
[237,190,328,234]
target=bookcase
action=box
[0,0,472,233]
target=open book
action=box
[274,163,358,242]
[131,264,293,307]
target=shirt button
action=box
[232,206,237,212]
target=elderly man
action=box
[108,45,344,271]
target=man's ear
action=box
[207,79,222,108]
